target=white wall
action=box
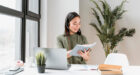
[47,0,79,48]
[80,0,140,65]
[40,0,47,47]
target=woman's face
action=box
[69,17,80,35]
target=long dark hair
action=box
[64,12,81,36]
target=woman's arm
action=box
[57,36,64,48]
[57,36,72,58]
[82,35,88,44]
[67,50,72,58]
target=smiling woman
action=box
[57,12,90,64]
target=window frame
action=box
[0,0,41,62]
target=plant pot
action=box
[37,64,46,73]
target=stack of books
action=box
[98,64,123,75]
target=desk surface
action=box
[18,64,140,75]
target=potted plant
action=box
[90,0,135,57]
[36,51,46,73]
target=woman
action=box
[57,12,90,64]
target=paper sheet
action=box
[69,64,98,71]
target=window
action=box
[0,0,22,11]
[29,0,39,14]
[26,19,38,61]
[0,14,21,69]
[0,0,41,71]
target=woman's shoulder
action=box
[80,34,87,39]
[80,34,88,44]
[57,34,65,40]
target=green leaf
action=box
[91,8,102,26]
[90,23,102,34]
[36,52,46,66]
[91,0,104,19]
[126,29,135,36]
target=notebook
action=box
[70,42,96,56]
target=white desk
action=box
[18,64,140,75]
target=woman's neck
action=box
[70,31,75,35]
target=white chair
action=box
[104,53,129,67]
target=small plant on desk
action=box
[36,51,46,73]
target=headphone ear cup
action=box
[78,29,81,32]
[66,25,69,29]
[77,29,81,35]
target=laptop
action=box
[35,48,70,70]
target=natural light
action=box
[0,0,21,71]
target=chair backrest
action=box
[104,53,129,67]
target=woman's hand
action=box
[67,50,72,58]
[78,48,91,61]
